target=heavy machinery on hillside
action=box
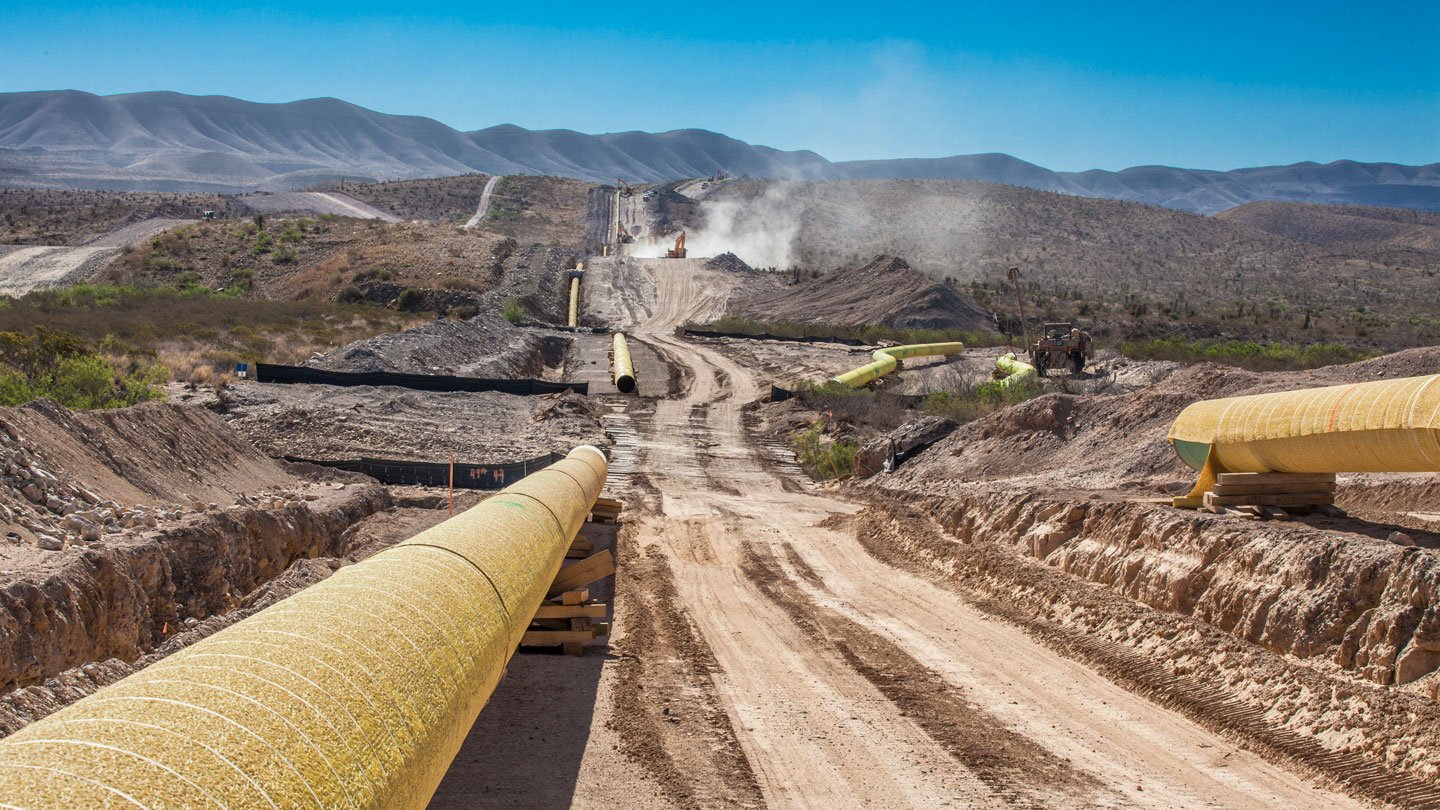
[1030,322,1092,376]
[617,178,633,197]
[616,222,634,244]
[665,232,687,259]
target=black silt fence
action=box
[256,363,588,396]
[284,452,568,490]
[681,328,865,346]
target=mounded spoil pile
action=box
[703,252,755,273]
[732,254,993,331]
[227,385,606,464]
[309,313,556,378]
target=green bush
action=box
[395,288,425,311]
[502,297,525,324]
[336,285,367,305]
[791,421,859,480]
[923,379,1041,423]
[1119,336,1374,371]
[0,329,167,409]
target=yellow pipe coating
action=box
[612,333,636,394]
[994,352,1036,388]
[830,342,965,388]
[0,445,609,808]
[1169,374,1440,505]
[567,276,580,327]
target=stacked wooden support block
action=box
[522,497,624,654]
[1201,472,1346,520]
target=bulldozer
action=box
[664,232,687,259]
[1029,322,1092,376]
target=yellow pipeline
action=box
[612,332,636,394]
[567,276,580,327]
[830,342,964,388]
[994,352,1036,388]
[0,446,609,808]
[1169,374,1440,506]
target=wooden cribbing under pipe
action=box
[0,447,609,808]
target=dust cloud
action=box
[645,185,802,270]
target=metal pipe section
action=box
[568,276,580,327]
[0,446,609,808]
[612,332,636,394]
[830,342,965,388]
[994,352,1036,388]
[1168,374,1440,503]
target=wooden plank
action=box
[558,589,590,605]
[1215,472,1336,486]
[521,630,595,645]
[595,496,624,511]
[533,604,607,620]
[1259,506,1293,521]
[548,550,615,597]
[1204,492,1335,507]
[1211,482,1336,496]
[569,538,594,551]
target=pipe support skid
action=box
[830,342,964,388]
[994,352,1036,388]
[567,276,580,327]
[612,332,636,394]
[0,446,609,809]
[1169,374,1440,501]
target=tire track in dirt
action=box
[741,542,1113,809]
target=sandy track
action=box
[0,218,196,296]
[464,175,502,228]
[593,257,1357,808]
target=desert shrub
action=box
[502,297,525,324]
[336,285,367,304]
[0,329,167,409]
[441,276,483,291]
[1119,336,1374,371]
[451,304,480,320]
[923,379,1041,423]
[395,288,425,311]
[791,421,859,480]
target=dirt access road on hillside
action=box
[578,256,1359,808]
[464,175,502,228]
[0,218,195,296]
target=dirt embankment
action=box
[731,254,993,331]
[0,400,399,703]
[308,313,565,378]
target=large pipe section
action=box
[1169,374,1440,503]
[0,446,609,808]
[830,342,965,388]
[994,352,1036,388]
[567,275,581,327]
[612,332,636,394]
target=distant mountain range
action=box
[3,90,1438,214]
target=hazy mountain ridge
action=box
[2,90,1437,213]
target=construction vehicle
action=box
[617,178,633,197]
[664,232,687,259]
[1029,322,1091,376]
[616,222,634,244]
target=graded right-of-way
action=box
[587,254,1360,808]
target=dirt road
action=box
[0,218,195,295]
[591,257,1358,808]
[464,175,502,228]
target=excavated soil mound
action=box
[732,254,993,331]
[310,313,552,378]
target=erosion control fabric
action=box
[286,452,567,489]
[1169,374,1440,503]
[0,446,608,808]
[256,362,588,396]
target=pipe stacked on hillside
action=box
[830,342,965,388]
[0,445,609,808]
[612,332,636,394]
[568,276,581,327]
[1168,374,1440,505]
[994,352,1036,388]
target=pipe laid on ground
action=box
[0,446,609,808]
[994,352,1036,388]
[1168,374,1440,506]
[612,332,636,394]
[830,342,965,388]
[568,276,580,327]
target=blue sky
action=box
[3,1,1436,170]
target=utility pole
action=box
[1007,266,1031,355]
